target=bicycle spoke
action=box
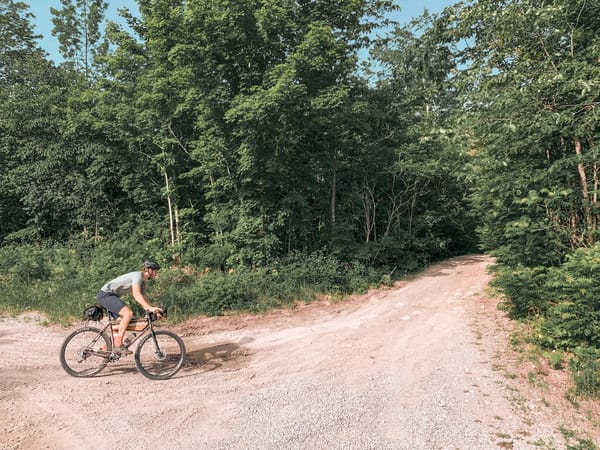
[60,327,110,377]
[135,330,185,380]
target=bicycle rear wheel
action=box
[60,326,111,377]
[134,330,186,380]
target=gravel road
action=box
[1,255,598,449]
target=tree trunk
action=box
[331,154,336,233]
[575,138,593,244]
[164,170,176,247]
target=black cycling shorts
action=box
[96,291,126,319]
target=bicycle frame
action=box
[96,311,158,357]
[61,305,186,379]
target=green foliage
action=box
[536,246,600,349]
[279,251,347,291]
[493,244,600,352]
[50,0,109,78]
[569,347,600,399]
[491,266,550,318]
[0,245,51,282]
[162,250,384,318]
[175,270,260,317]
[451,0,600,268]
[0,242,387,323]
[1,1,475,276]
[548,350,564,370]
[0,245,92,323]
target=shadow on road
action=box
[422,254,489,278]
[182,336,255,375]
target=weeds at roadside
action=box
[510,332,524,354]
[546,350,565,370]
[529,437,559,449]
[559,426,598,450]
[528,371,549,390]
[480,289,599,448]
[495,432,512,439]
[495,438,514,448]
[509,392,530,415]
[564,388,581,408]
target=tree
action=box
[1,1,133,244]
[443,0,600,267]
[349,14,475,267]
[0,1,69,241]
[2,0,474,271]
[51,0,108,79]
[101,0,397,266]
[105,0,203,254]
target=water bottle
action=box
[123,333,136,347]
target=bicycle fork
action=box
[149,331,167,361]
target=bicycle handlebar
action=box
[148,305,167,321]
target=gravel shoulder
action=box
[1,254,598,449]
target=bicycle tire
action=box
[134,330,186,380]
[59,326,111,377]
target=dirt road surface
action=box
[1,255,598,449]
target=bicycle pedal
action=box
[113,346,132,356]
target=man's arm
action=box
[132,284,158,312]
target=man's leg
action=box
[115,306,133,347]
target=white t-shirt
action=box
[100,271,144,297]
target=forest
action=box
[0,0,599,395]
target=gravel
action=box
[1,255,597,449]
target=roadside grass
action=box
[0,248,399,326]
[560,427,598,450]
[484,295,599,447]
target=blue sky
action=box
[27,0,454,63]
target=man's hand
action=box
[148,305,165,318]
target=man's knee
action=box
[119,306,133,320]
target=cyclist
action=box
[97,260,163,354]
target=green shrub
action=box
[491,265,549,318]
[539,302,600,349]
[0,245,51,282]
[281,251,347,292]
[190,270,260,316]
[569,347,600,398]
[548,350,564,370]
[0,242,395,324]
[346,262,381,293]
[535,246,600,349]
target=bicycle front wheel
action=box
[60,326,111,377]
[134,330,186,380]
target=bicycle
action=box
[59,305,186,380]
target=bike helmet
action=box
[143,260,160,270]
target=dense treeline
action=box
[1,0,472,267]
[0,0,474,319]
[1,1,599,394]
[441,0,600,395]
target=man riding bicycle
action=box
[96,260,163,354]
